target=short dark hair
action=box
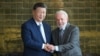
[33,2,47,10]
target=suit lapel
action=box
[30,18,44,43]
[56,28,60,44]
[62,23,70,43]
[42,23,48,43]
[54,28,60,45]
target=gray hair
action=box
[55,10,68,18]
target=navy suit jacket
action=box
[21,18,52,56]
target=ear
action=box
[32,10,34,15]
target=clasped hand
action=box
[44,43,54,52]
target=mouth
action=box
[39,17,42,19]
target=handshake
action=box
[44,43,55,52]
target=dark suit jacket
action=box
[52,23,82,56]
[21,18,52,56]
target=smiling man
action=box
[21,2,52,56]
[46,10,82,56]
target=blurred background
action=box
[0,0,100,56]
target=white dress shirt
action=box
[35,20,46,49]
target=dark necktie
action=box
[59,29,64,38]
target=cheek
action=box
[35,13,39,16]
[57,20,62,25]
[56,20,60,25]
[64,19,67,23]
[43,12,46,16]
[62,20,65,24]
[43,14,46,17]
[57,20,60,23]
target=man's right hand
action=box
[44,43,54,52]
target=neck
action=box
[33,16,41,22]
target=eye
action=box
[61,18,63,20]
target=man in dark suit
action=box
[21,3,52,56]
[46,10,82,56]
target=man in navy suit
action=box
[21,2,52,56]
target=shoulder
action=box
[69,24,79,31]
[21,18,33,28]
[43,21,51,28]
[52,28,59,33]
[22,18,33,25]
[70,24,78,28]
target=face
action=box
[55,13,68,28]
[32,7,46,22]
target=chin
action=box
[39,19,43,22]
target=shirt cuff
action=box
[42,44,45,49]
[54,46,59,51]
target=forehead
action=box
[56,13,65,18]
[35,7,46,11]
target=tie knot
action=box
[38,23,42,27]
[60,29,63,32]
[39,23,41,26]
[59,28,64,38]
[38,24,41,29]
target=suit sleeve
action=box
[21,24,42,51]
[58,26,80,52]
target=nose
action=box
[57,20,61,24]
[40,13,43,16]
[58,19,62,23]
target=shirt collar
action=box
[35,20,42,26]
[60,23,67,30]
